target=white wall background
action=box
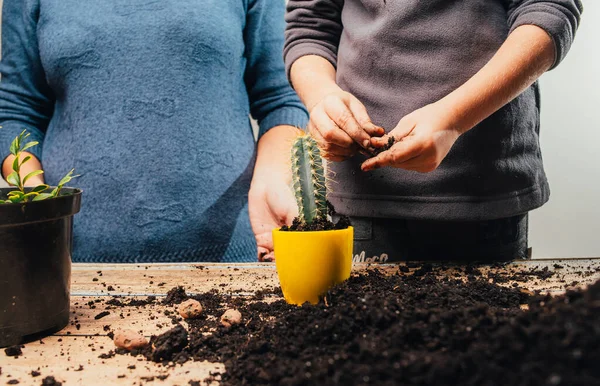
[1,1,598,258]
[529,2,600,258]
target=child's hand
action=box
[361,103,462,172]
[308,90,384,162]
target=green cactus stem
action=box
[291,134,327,225]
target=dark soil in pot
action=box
[0,188,82,348]
[111,266,599,386]
[280,202,351,231]
[280,215,351,231]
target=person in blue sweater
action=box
[0,0,308,263]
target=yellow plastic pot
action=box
[272,227,354,305]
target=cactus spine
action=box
[291,134,327,224]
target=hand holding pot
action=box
[248,180,298,262]
[309,91,384,162]
[361,103,462,173]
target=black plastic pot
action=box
[0,188,82,348]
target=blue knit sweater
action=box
[0,0,308,263]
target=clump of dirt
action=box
[370,136,396,156]
[163,287,188,305]
[514,265,555,280]
[250,287,283,301]
[105,296,156,307]
[281,215,351,232]
[145,324,188,362]
[41,376,62,386]
[4,345,22,357]
[98,350,116,359]
[94,311,110,320]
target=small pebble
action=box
[220,309,242,327]
[113,329,148,350]
[177,299,203,319]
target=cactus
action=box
[291,134,327,225]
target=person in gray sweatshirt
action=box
[284,0,583,262]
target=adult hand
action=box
[2,152,45,187]
[361,103,462,173]
[309,91,384,162]
[248,180,298,262]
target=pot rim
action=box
[0,187,83,227]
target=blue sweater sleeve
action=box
[0,0,53,162]
[243,0,309,139]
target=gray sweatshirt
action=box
[284,0,582,221]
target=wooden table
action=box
[1,259,599,386]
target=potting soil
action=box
[115,267,599,386]
[280,216,351,232]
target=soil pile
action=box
[119,268,599,386]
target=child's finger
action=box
[325,96,372,150]
[361,140,421,171]
[310,108,354,148]
[347,96,385,137]
[371,134,393,148]
[372,117,416,147]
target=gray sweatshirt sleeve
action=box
[283,0,344,82]
[507,0,583,69]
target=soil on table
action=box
[41,376,62,386]
[110,266,599,386]
[4,345,22,357]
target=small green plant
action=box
[0,130,78,204]
[291,134,328,225]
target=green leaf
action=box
[7,190,24,199]
[57,169,77,187]
[8,194,25,203]
[22,192,40,202]
[20,155,31,167]
[20,141,39,153]
[52,169,79,197]
[32,193,53,201]
[6,172,20,188]
[32,184,49,193]
[9,130,27,156]
[0,200,6,204]
[22,170,43,185]
[12,156,20,173]
[9,136,19,156]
